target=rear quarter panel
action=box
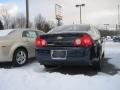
[5,37,31,61]
[9,38,33,61]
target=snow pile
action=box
[0,68,120,90]
[105,41,120,69]
[0,41,120,90]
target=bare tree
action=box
[11,13,26,28]
[44,21,55,33]
[34,14,55,32]
[34,14,46,30]
[10,13,34,29]
[0,20,4,30]
[28,22,34,28]
[0,7,11,29]
[48,21,56,30]
[0,7,32,29]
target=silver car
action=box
[0,29,45,66]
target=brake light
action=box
[73,34,93,47]
[36,37,47,47]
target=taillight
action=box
[73,37,81,46]
[73,34,93,47]
[36,37,47,47]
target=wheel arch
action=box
[11,46,28,61]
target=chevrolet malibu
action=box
[36,24,104,70]
[0,29,44,66]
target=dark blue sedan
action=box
[35,24,104,70]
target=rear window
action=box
[48,25,90,34]
[0,30,15,37]
[22,31,37,39]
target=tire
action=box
[12,48,28,67]
[102,52,105,58]
[93,57,101,71]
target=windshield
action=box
[37,31,45,36]
[48,25,90,34]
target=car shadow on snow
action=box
[101,57,120,75]
[44,58,120,76]
[0,62,12,68]
[45,66,97,76]
[0,58,36,69]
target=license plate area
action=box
[51,50,67,60]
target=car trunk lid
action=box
[40,33,86,47]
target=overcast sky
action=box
[0,0,120,28]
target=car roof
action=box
[1,28,44,37]
[3,28,44,34]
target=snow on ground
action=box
[105,41,120,69]
[0,40,120,90]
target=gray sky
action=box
[0,0,120,28]
[29,0,120,28]
[0,3,18,17]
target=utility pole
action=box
[118,5,120,30]
[80,6,82,24]
[75,4,85,24]
[26,0,29,28]
[116,24,118,36]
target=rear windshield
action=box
[0,30,15,37]
[37,31,45,36]
[48,25,90,34]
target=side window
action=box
[23,31,37,39]
[22,31,29,37]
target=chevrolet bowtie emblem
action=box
[57,36,63,40]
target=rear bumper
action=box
[36,47,93,66]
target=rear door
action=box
[22,30,37,57]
